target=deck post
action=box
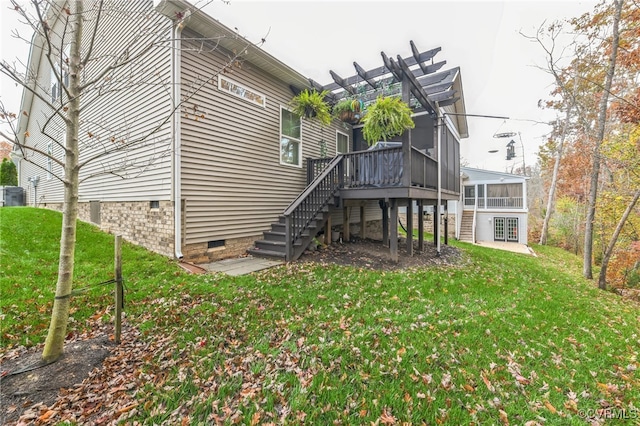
[433,203,439,246]
[360,204,366,239]
[325,212,332,246]
[444,202,449,245]
[406,198,413,256]
[390,199,399,262]
[382,200,389,247]
[343,206,351,242]
[417,200,424,251]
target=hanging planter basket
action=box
[338,110,361,124]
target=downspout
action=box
[172,19,184,259]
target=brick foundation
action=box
[182,235,258,264]
[42,201,175,258]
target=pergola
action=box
[306,42,463,258]
[305,40,460,116]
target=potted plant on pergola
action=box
[290,89,332,126]
[333,98,363,124]
[361,96,414,145]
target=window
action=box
[336,131,349,154]
[46,142,53,180]
[50,67,60,103]
[150,200,160,209]
[280,107,301,167]
[51,45,70,103]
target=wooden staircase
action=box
[459,210,474,242]
[249,155,344,261]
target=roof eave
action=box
[154,0,311,91]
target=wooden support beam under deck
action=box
[343,206,351,241]
[406,198,413,256]
[417,200,424,251]
[382,200,389,247]
[360,205,366,239]
[325,212,332,246]
[390,199,398,262]
[433,203,439,246]
[444,203,449,246]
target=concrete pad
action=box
[474,241,535,256]
[202,256,284,276]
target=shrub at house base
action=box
[0,158,18,186]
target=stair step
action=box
[263,230,286,242]
[271,223,285,233]
[247,247,286,259]
[254,240,286,253]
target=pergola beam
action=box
[396,54,435,114]
[353,61,378,89]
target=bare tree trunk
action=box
[583,0,622,279]
[42,1,83,363]
[597,188,640,289]
[540,101,574,244]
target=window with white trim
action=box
[336,131,349,154]
[47,142,53,180]
[280,107,301,167]
[51,45,70,103]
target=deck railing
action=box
[308,147,440,190]
[411,147,438,189]
[284,155,344,260]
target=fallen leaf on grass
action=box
[499,409,509,425]
[380,408,396,425]
[481,371,495,392]
[544,401,557,414]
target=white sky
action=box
[0,0,597,172]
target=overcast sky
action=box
[1,0,597,172]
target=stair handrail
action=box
[283,155,344,259]
[472,202,478,244]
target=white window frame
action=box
[51,45,70,103]
[218,75,266,108]
[46,142,53,180]
[279,106,302,168]
[336,130,349,154]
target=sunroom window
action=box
[280,107,301,167]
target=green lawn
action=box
[1,207,638,425]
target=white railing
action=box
[463,197,523,209]
[486,197,523,208]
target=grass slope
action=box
[1,207,638,425]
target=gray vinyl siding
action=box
[330,201,383,227]
[180,31,348,243]
[19,1,173,204]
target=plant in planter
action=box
[333,98,363,124]
[361,96,414,145]
[290,89,332,126]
